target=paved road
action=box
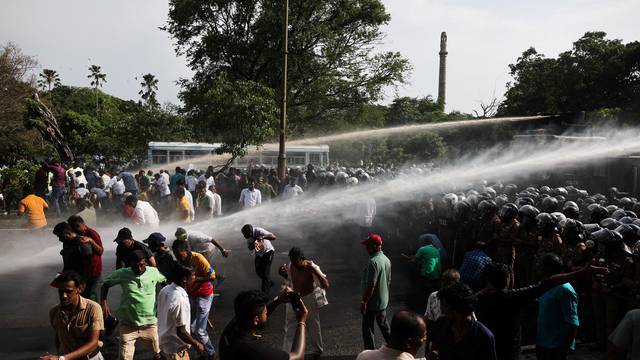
[0,225,606,359]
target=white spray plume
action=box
[3,126,639,274]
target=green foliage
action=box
[385,96,445,125]
[500,32,640,115]
[59,111,104,155]
[190,78,278,159]
[0,160,40,199]
[44,86,193,160]
[139,73,159,108]
[165,0,410,136]
[38,69,61,91]
[88,65,106,88]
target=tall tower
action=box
[437,32,448,110]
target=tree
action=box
[164,0,410,136]
[385,96,446,125]
[37,68,61,91]
[24,93,74,162]
[47,85,193,160]
[87,64,106,113]
[0,42,49,163]
[138,73,159,108]
[188,77,278,172]
[473,97,501,118]
[499,32,640,115]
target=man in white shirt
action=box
[241,224,276,293]
[211,187,222,216]
[108,176,125,198]
[238,178,262,208]
[134,198,160,228]
[157,264,204,359]
[196,183,222,219]
[186,170,198,194]
[281,178,303,200]
[356,310,427,360]
[175,227,229,263]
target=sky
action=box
[2,0,639,114]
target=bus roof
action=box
[148,141,329,152]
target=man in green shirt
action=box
[360,234,392,350]
[101,250,166,360]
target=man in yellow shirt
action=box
[175,188,191,223]
[18,187,48,229]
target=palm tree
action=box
[138,73,159,108]
[87,65,106,113]
[37,69,61,91]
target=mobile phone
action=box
[289,291,303,311]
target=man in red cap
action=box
[360,234,392,349]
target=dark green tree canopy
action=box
[164,0,410,134]
[499,32,640,115]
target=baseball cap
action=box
[114,227,133,243]
[361,234,382,246]
[143,232,166,245]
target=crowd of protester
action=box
[3,159,640,359]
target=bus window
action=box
[309,153,321,165]
[151,150,168,164]
[169,151,184,163]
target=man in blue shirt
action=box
[460,242,493,291]
[536,254,579,360]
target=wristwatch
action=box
[58,356,65,360]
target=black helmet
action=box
[619,216,636,224]
[516,197,534,207]
[625,210,638,219]
[589,205,609,224]
[589,228,623,245]
[554,195,566,204]
[478,200,498,217]
[562,201,580,219]
[563,219,585,244]
[504,184,518,195]
[583,223,602,234]
[606,205,619,215]
[619,197,634,210]
[614,224,640,246]
[495,195,509,208]
[554,187,569,197]
[499,203,519,222]
[454,200,472,221]
[536,212,558,234]
[611,209,627,221]
[600,218,621,230]
[540,186,551,194]
[541,197,559,213]
[519,204,540,218]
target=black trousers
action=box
[255,251,274,294]
[362,308,391,350]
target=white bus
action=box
[147,142,330,168]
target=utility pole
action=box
[277,0,289,180]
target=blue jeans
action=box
[50,186,65,217]
[190,294,215,356]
